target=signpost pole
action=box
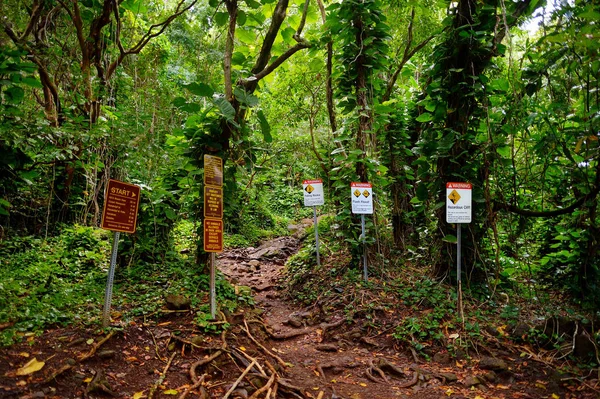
[210,252,216,319]
[102,231,120,328]
[313,206,320,267]
[361,214,367,282]
[457,224,464,324]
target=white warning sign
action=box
[351,182,373,214]
[446,182,472,223]
[303,179,324,207]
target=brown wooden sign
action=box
[101,179,141,234]
[204,155,223,186]
[203,218,223,253]
[204,185,223,219]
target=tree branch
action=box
[106,0,198,80]
[493,185,600,217]
[224,0,238,101]
[382,8,438,102]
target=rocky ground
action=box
[0,231,598,398]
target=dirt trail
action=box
[218,235,422,399]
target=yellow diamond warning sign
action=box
[446,182,472,223]
[351,182,373,214]
[448,189,461,204]
[303,179,324,207]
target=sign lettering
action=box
[101,179,141,234]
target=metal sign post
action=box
[361,214,367,282]
[313,206,320,267]
[102,232,120,328]
[100,179,141,328]
[303,179,324,267]
[351,182,373,283]
[210,253,216,318]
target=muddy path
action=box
[0,233,595,398]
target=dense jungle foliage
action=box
[1,0,599,348]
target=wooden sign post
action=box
[204,155,224,319]
[100,179,141,327]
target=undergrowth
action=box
[0,224,252,346]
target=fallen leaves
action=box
[15,358,45,376]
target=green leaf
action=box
[496,146,511,159]
[215,12,229,26]
[232,52,246,66]
[21,77,43,88]
[184,82,214,97]
[257,110,272,143]
[280,27,295,45]
[181,103,201,113]
[5,86,24,103]
[442,234,457,243]
[416,183,428,201]
[416,112,433,122]
[244,0,261,8]
[234,87,259,107]
[173,97,187,107]
[237,10,247,25]
[237,28,256,44]
[213,96,236,121]
[165,208,177,220]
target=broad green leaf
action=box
[234,87,259,107]
[280,27,295,45]
[244,0,261,8]
[237,10,247,25]
[165,208,177,220]
[232,52,246,66]
[237,28,256,44]
[442,234,457,243]
[21,76,42,88]
[416,183,428,201]
[496,146,511,159]
[416,112,433,122]
[215,12,229,26]
[213,97,236,121]
[181,103,201,113]
[257,110,272,143]
[5,86,24,103]
[184,82,214,97]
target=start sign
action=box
[101,179,141,234]
[351,182,373,214]
[303,179,324,207]
[446,182,472,223]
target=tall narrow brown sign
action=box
[101,179,141,234]
[204,154,223,186]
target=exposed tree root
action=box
[317,357,358,382]
[320,318,345,341]
[397,370,419,388]
[365,358,408,385]
[223,360,257,399]
[44,331,116,384]
[249,370,276,399]
[148,351,176,399]
[243,320,289,368]
[248,318,310,340]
